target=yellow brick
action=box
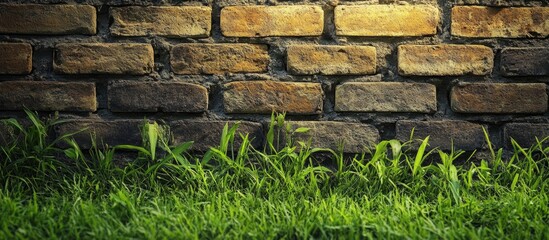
[0,4,96,35]
[221,6,323,37]
[287,45,376,75]
[335,5,439,36]
[110,6,211,37]
[452,6,549,38]
[398,45,493,76]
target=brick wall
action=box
[0,0,548,153]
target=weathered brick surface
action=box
[110,6,211,37]
[220,6,323,37]
[55,120,143,149]
[0,4,96,35]
[398,45,494,76]
[54,43,154,75]
[335,82,436,113]
[452,6,549,38]
[0,43,32,74]
[170,121,263,152]
[451,83,548,113]
[288,121,379,153]
[504,123,549,148]
[501,48,549,76]
[223,81,323,115]
[396,121,486,150]
[287,45,376,75]
[171,44,269,74]
[108,82,208,113]
[0,122,15,147]
[0,81,96,112]
[335,5,439,36]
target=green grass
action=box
[1,111,548,239]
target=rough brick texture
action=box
[396,121,486,150]
[223,81,323,115]
[0,43,32,74]
[54,43,154,75]
[289,121,380,153]
[335,82,437,113]
[170,121,263,152]
[504,123,549,148]
[110,6,211,37]
[287,45,376,75]
[0,81,96,112]
[171,44,269,74]
[452,6,549,38]
[0,122,15,147]
[398,45,494,76]
[108,82,208,113]
[335,5,439,36]
[451,83,548,113]
[0,4,96,35]
[221,6,323,37]
[1,2,549,152]
[55,120,143,149]
[501,48,549,76]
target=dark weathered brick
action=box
[398,45,494,76]
[108,82,208,113]
[0,122,15,147]
[54,43,154,75]
[396,120,486,150]
[335,5,439,36]
[287,45,376,75]
[504,123,549,148]
[501,48,549,76]
[0,4,96,35]
[450,83,548,113]
[170,121,264,152]
[0,43,32,74]
[0,81,96,112]
[55,120,143,149]
[452,6,549,38]
[110,6,211,37]
[221,6,323,37]
[171,44,269,74]
[223,81,323,115]
[335,82,437,113]
[288,121,379,153]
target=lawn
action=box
[1,112,548,239]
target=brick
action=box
[451,6,549,38]
[0,43,32,74]
[0,4,96,35]
[0,122,15,147]
[171,44,269,74]
[287,45,376,75]
[451,83,548,113]
[334,5,439,36]
[110,6,211,37]
[108,82,208,113]
[170,121,263,152]
[504,123,549,148]
[501,48,549,76]
[0,81,96,112]
[288,121,379,153]
[335,82,436,113]
[396,121,486,150]
[55,120,143,149]
[223,81,323,115]
[398,45,494,76]
[220,6,323,37]
[54,43,154,75]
